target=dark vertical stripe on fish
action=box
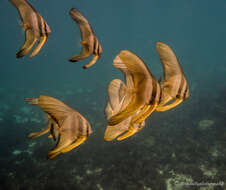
[93,37,97,54]
[36,12,43,36]
[149,78,157,104]
[176,76,184,99]
[44,22,48,37]
[183,85,189,100]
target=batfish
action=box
[69,8,102,69]
[9,0,51,58]
[25,95,92,159]
[155,42,189,112]
[108,50,161,140]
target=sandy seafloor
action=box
[0,85,225,190]
[1,0,226,189]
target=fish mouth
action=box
[113,55,127,69]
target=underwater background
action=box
[0,0,226,189]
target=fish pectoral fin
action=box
[117,125,139,141]
[108,96,143,126]
[47,151,61,160]
[28,131,43,138]
[16,29,37,58]
[28,125,50,138]
[69,53,90,62]
[156,98,183,112]
[48,134,53,139]
[132,103,158,124]
[60,136,87,153]
[80,40,89,45]
[30,35,47,58]
[83,55,99,69]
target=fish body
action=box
[105,79,145,141]
[25,95,92,159]
[109,50,161,126]
[9,0,51,58]
[105,50,161,140]
[156,42,189,112]
[69,8,102,69]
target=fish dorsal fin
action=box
[156,42,183,79]
[113,50,151,87]
[109,50,155,125]
[156,42,184,96]
[69,8,93,43]
[37,95,74,125]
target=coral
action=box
[13,115,28,124]
[199,165,218,178]
[86,168,102,175]
[12,150,22,156]
[20,106,33,115]
[140,136,155,148]
[199,187,214,190]
[143,185,152,190]
[28,142,37,148]
[198,120,215,130]
[208,144,222,158]
[166,170,193,190]
[96,184,104,190]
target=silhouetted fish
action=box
[9,0,51,58]
[25,95,92,159]
[69,8,102,69]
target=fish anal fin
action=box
[30,35,47,58]
[16,29,37,58]
[83,55,99,69]
[61,136,87,153]
[117,125,138,141]
[132,103,158,124]
[156,98,183,112]
[104,118,131,141]
[47,151,61,160]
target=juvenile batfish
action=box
[9,0,51,58]
[69,8,102,69]
[155,42,189,112]
[108,50,161,140]
[25,95,92,159]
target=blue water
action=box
[0,0,226,189]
